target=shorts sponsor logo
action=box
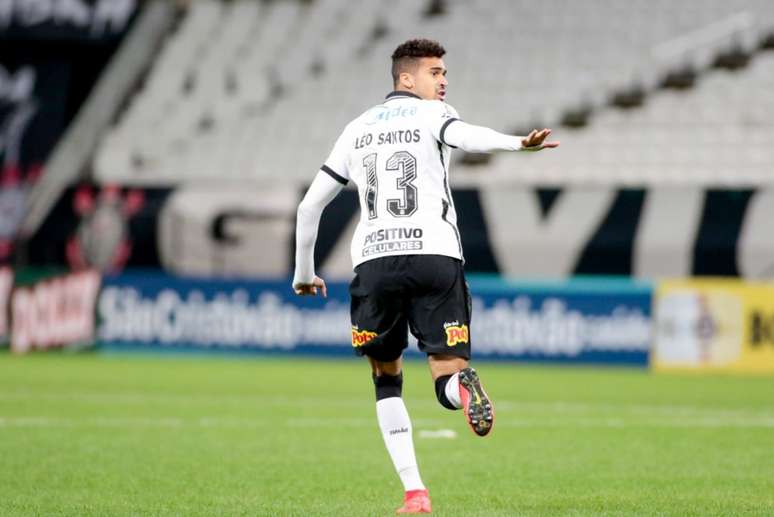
[351,327,377,348]
[444,322,469,347]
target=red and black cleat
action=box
[458,367,494,437]
[396,489,432,514]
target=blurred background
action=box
[2,0,773,369]
[2,1,774,515]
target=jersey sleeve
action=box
[321,127,351,185]
[422,100,462,148]
[442,121,523,153]
[293,170,345,286]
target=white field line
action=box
[1,391,773,420]
[0,391,368,407]
[2,415,774,429]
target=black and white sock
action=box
[435,372,462,410]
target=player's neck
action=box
[388,88,422,100]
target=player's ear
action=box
[399,71,414,89]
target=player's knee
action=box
[434,375,457,410]
[373,372,403,401]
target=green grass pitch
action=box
[1,352,772,516]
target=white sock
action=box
[376,397,425,492]
[444,372,462,409]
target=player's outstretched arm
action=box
[292,171,343,297]
[443,120,559,153]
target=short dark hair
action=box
[391,38,446,84]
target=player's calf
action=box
[373,371,427,499]
[434,373,460,410]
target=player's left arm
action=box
[292,171,344,297]
[426,101,559,153]
[443,121,560,153]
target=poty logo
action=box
[351,328,377,347]
[445,324,469,347]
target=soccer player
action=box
[293,39,558,514]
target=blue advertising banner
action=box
[468,276,652,365]
[98,271,353,356]
[98,272,652,365]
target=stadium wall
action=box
[22,184,774,279]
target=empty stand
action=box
[473,52,774,186]
[93,0,774,186]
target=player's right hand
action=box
[293,276,328,297]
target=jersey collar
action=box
[385,91,421,101]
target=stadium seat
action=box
[93,0,774,186]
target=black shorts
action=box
[349,254,472,362]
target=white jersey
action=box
[321,91,463,268]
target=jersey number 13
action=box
[363,151,418,219]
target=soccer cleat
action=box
[396,489,432,514]
[458,367,494,436]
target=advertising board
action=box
[0,266,11,342]
[655,279,774,372]
[99,272,652,365]
[9,268,100,353]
